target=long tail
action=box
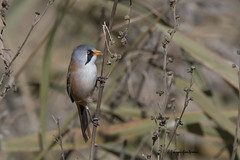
[76,104,91,142]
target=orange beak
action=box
[93,50,101,55]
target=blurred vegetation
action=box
[0,0,240,160]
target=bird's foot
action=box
[86,107,100,127]
[91,117,100,127]
[97,76,108,83]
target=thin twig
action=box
[52,115,65,160]
[102,22,114,56]
[170,99,180,159]
[162,0,179,114]
[0,0,10,93]
[101,6,170,82]
[34,111,76,160]
[8,0,54,68]
[89,1,119,160]
[0,0,9,50]
[154,1,179,159]
[105,0,132,78]
[0,0,54,100]
[164,66,195,153]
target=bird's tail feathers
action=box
[77,104,91,142]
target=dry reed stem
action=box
[164,66,195,153]
[52,115,65,160]
[162,0,179,114]
[89,1,119,160]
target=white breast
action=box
[73,63,97,98]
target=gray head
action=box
[72,44,101,66]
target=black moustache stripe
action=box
[85,52,94,65]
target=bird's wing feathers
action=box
[67,72,74,102]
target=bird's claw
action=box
[97,76,108,83]
[91,118,100,127]
[86,107,100,127]
[93,122,100,127]
[93,117,99,121]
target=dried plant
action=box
[1,0,239,160]
[164,66,195,152]
[52,115,65,160]
[149,0,181,159]
[89,1,119,160]
[0,0,54,100]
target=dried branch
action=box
[8,0,54,68]
[0,0,10,86]
[104,0,132,78]
[162,0,179,114]
[0,0,9,40]
[148,1,180,159]
[164,66,195,153]
[169,98,180,158]
[89,1,119,160]
[52,115,65,160]
[34,111,75,160]
[117,0,132,46]
[0,0,54,100]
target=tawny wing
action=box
[67,72,74,102]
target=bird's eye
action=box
[87,50,92,54]
[85,50,94,65]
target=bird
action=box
[66,44,101,142]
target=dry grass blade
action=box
[35,111,78,160]
[39,0,71,155]
[3,110,238,156]
[174,73,240,140]
[157,23,238,89]
[231,55,240,160]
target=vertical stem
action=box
[162,48,168,114]
[39,21,57,154]
[35,111,77,160]
[89,1,118,160]
[160,0,179,158]
[165,69,194,152]
[231,58,240,160]
[39,0,69,156]
[161,0,178,113]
